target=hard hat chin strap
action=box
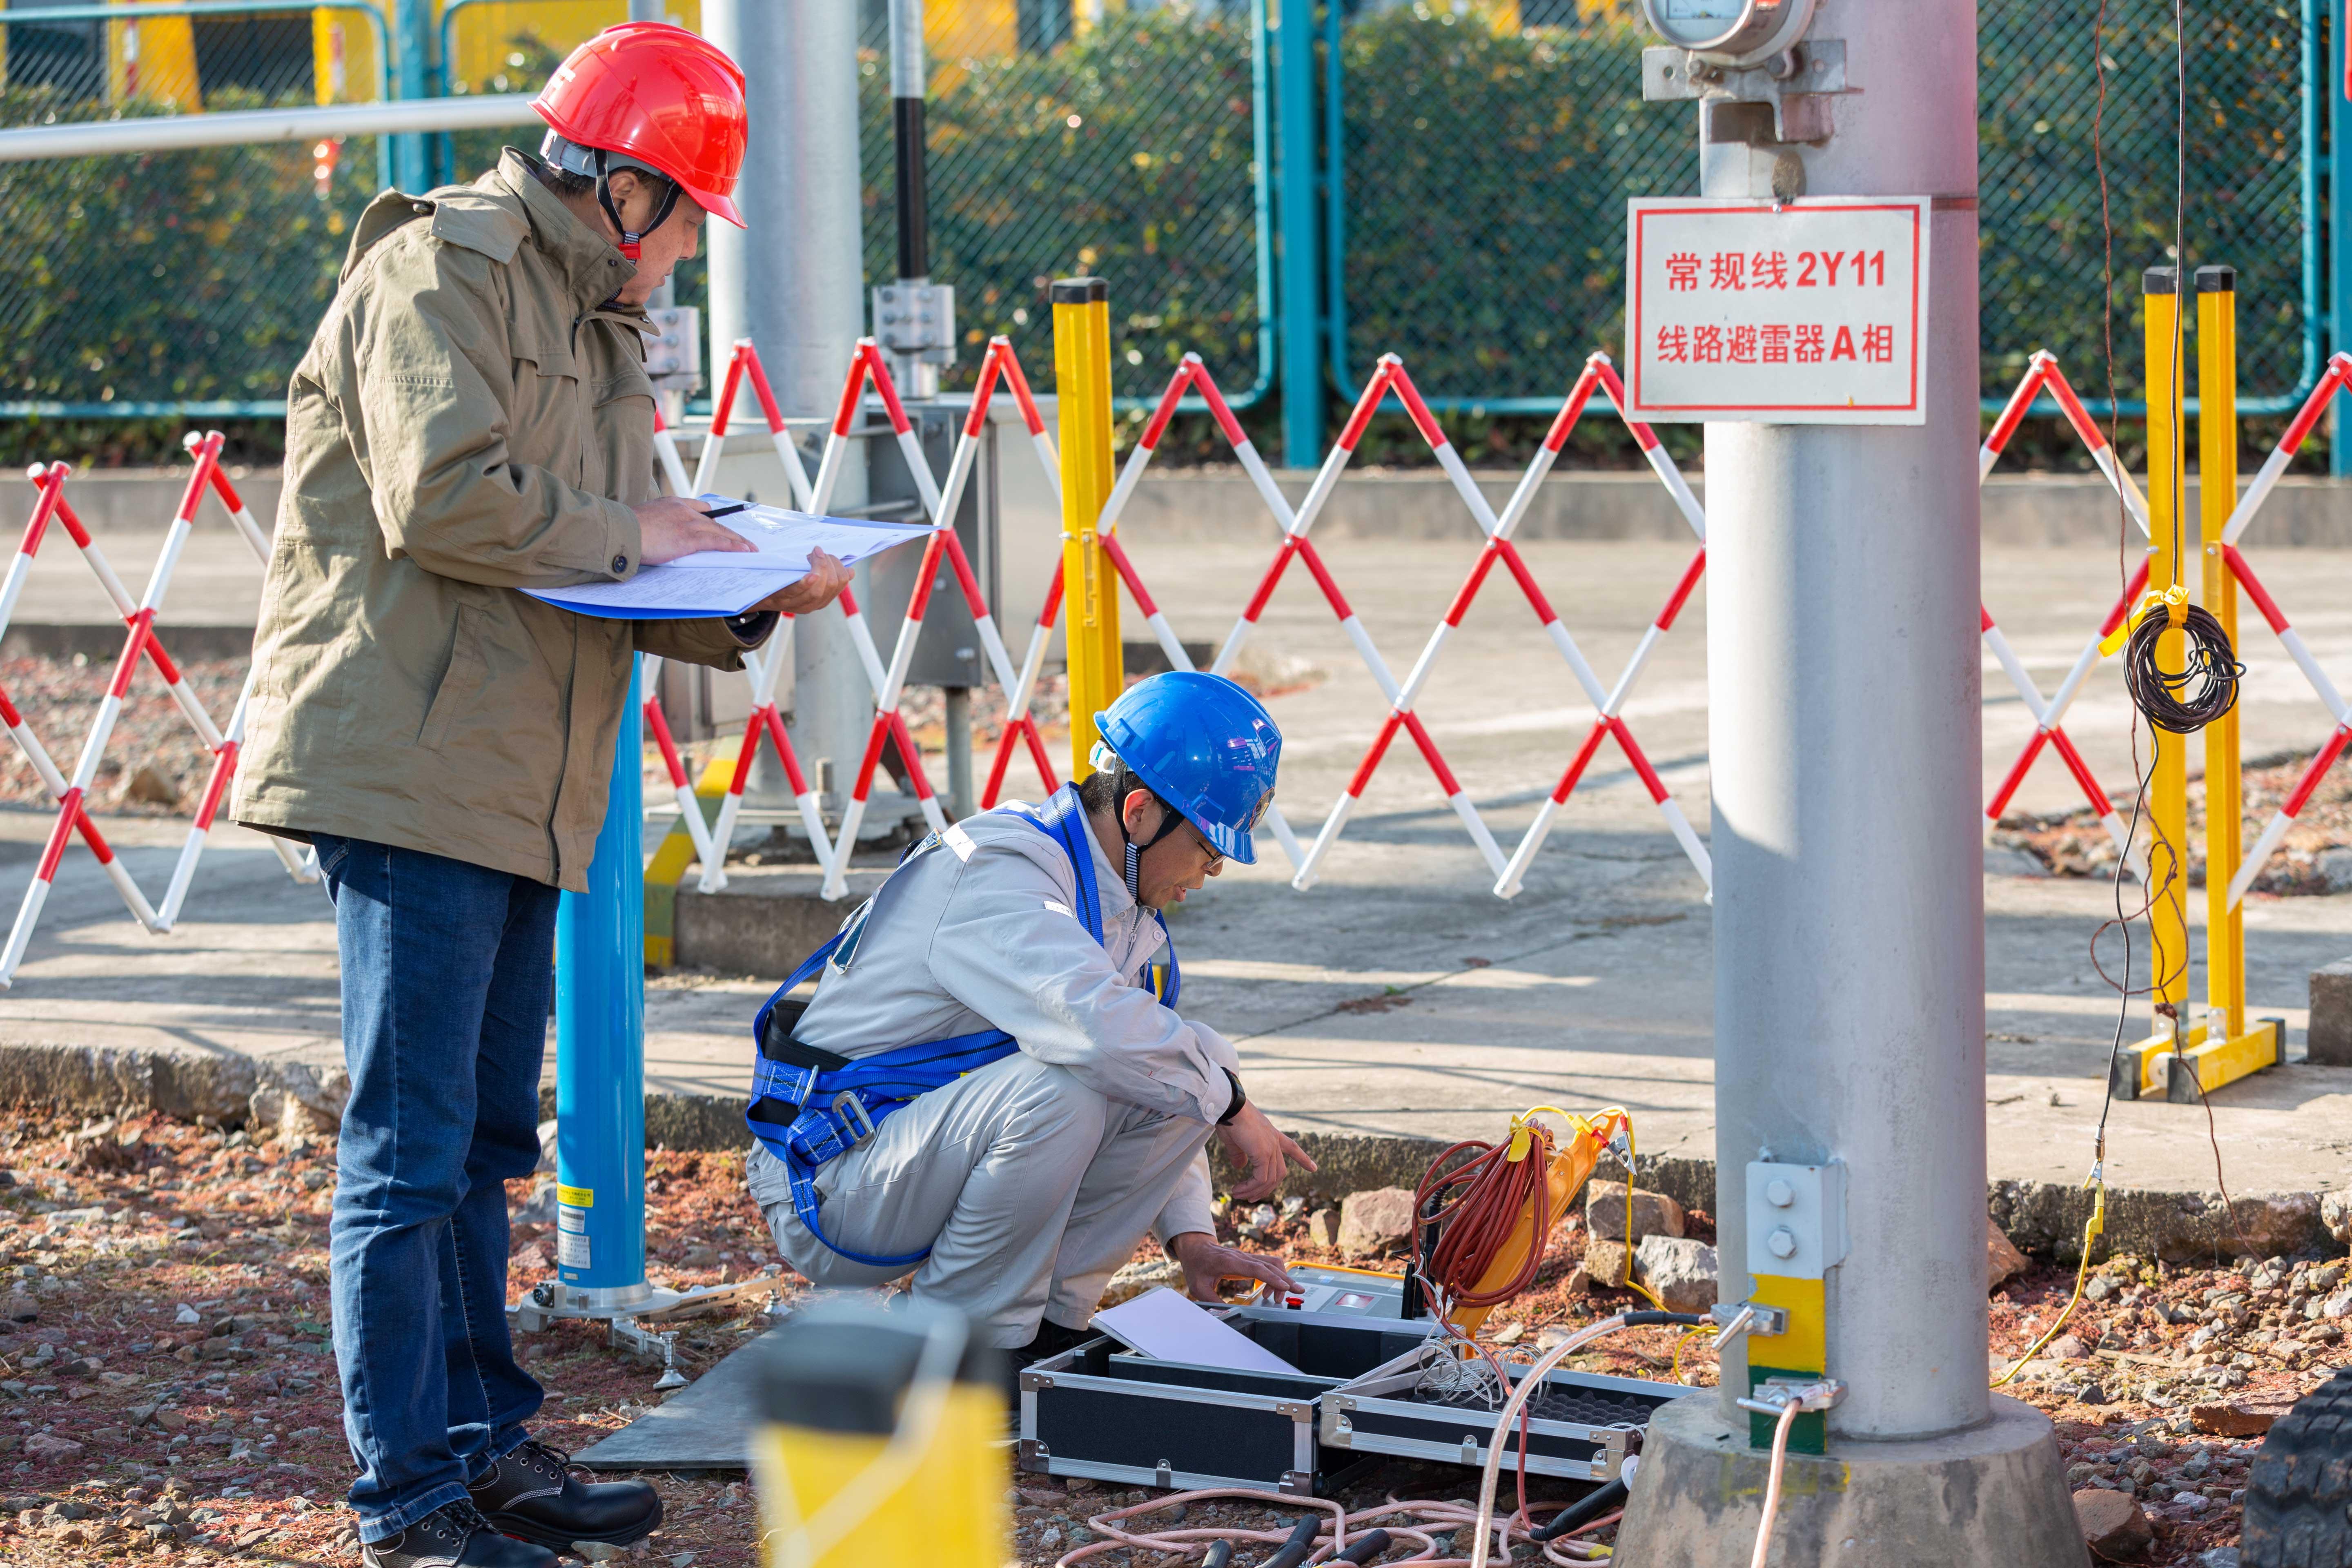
[594,147,679,263]
[1112,769,1187,903]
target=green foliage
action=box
[1334,2,2311,412]
[0,85,379,414]
[855,8,1266,402]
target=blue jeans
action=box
[316,835,559,1541]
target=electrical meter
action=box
[1639,0,1816,66]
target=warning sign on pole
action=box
[1623,196,1931,425]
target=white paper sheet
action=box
[523,498,928,620]
[1091,1287,1302,1375]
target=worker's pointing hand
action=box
[1169,1231,1298,1303]
[634,495,754,566]
[1217,1101,1316,1202]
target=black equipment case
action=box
[1320,1358,1690,1482]
[1016,1305,1438,1495]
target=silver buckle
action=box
[832,1090,878,1147]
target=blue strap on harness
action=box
[746,785,1178,1267]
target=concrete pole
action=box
[1621,2,2080,1558]
[702,0,869,820]
[1704,0,1986,1444]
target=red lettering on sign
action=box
[1830,325,1858,361]
[1665,253,1702,291]
[1709,252,1746,290]
[1759,324,1791,363]
[1794,325,1825,363]
[1729,325,1758,363]
[1751,251,1789,290]
[1656,325,1689,362]
[1862,324,1894,363]
[1692,325,1725,363]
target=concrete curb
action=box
[14,1042,2344,1264]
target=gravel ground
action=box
[1995,750,2352,894]
[2,1107,2337,1566]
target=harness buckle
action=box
[831,1090,878,1147]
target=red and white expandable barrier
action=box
[154,448,318,910]
[0,466,160,936]
[1,435,224,984]
[2208,356,2352,906]
[1978,350,2152,536]
[1973,356,2173,875]
[1493,355,1713,898]
[977,352,1309,866]
[691,339,818,509]
[818,340,1048,900]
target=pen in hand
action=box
[700,502,751,519]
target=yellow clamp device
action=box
[2098,584,2189,658]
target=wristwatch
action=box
[1218,1069,1247,1125]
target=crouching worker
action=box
[744,671,1316,1369]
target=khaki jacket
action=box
[234,150,766,891]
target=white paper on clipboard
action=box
[1091,1287,1301,1375]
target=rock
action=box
[2190,1397,2296,1436]
[1585,1185,1685,1244]
[2047,1334,2089,1361]
[1336,1187,1417,1258]
[1633,1236,1718,1314]
[2072,1488,2154,1560]
[1562,1265,1593,1297]
[2314,956,2352,1065]
[123,765,180,808]
[2199,1548,2242,1568]
[572,1543,623,1563]
[23,1433,82,1459]
[1582,1238,1634,1291]
[2324,1288,2352,1320]
[1307,1208,1341,1249]
[1988,1224,2029,1292]
[1099,1256,1185,1310]
[2321,1189,2352,1248]
[174,1304,199,1326]
[245,1062,350,1141]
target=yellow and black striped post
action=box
[1052,277,1123,782]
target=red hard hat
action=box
[533,22,747,228]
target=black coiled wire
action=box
[2123,600,2243,733]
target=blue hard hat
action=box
[1091,671,1281,865]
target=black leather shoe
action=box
[363,1500,557,1568]
[468,1439,663,1551]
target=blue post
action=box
[392,0,432,193]
[553,659,649,1303]
[2334,0,2352,472]
[1276,0,1321,469]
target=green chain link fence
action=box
[1331,0,2317,413]
[0,0,2325,428]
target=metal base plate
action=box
[571,1330,778,1473]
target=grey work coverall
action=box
[747,801,1239,1345]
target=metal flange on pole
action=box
[1054,278,1123,781]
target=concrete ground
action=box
[4,536,2351,1196]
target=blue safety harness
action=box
[745,785,1178,1267]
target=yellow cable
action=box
[1669,1324,1711,1385]
[1990,1184,2105,1390]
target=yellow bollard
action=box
[2141,267,2191,1070]
[2197,266,2245,1045]
[2115,265,2287,1101]
[1052,277,1123,782]
[749,1298,1005,1568]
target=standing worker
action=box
[232,25,851,1568]
[745,673,1314,1375]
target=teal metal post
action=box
[552,659,650,1304]
[2334,0,2352,472]
[392,0,432,192]
[1276,0,1321,468]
